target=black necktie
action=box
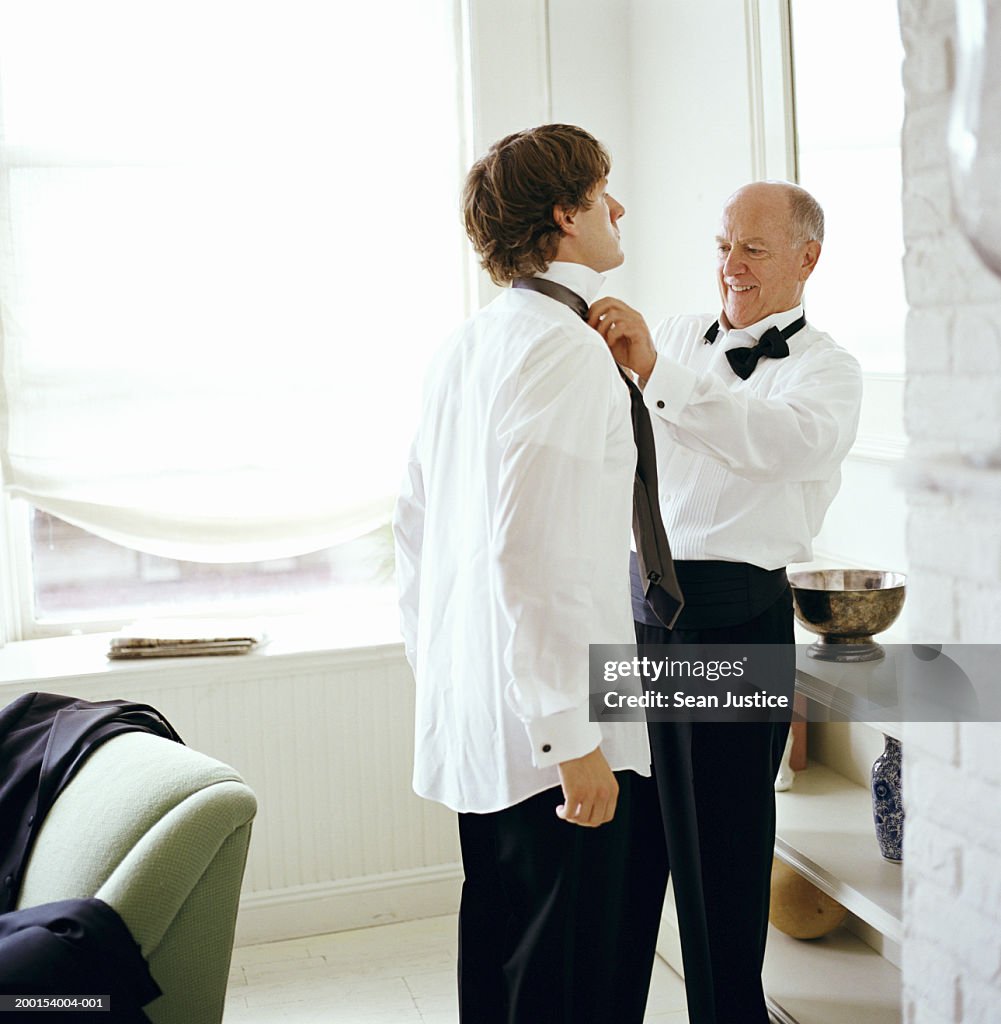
[512,277,684,628]
[703,314,806,380]
[512,275,590,319]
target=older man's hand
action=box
[588,297,658,382]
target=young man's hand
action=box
[556,746,619,826]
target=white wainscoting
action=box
[0,639,462,946]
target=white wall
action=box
[548,0,637,298]
[625,0,757,321]
[897,1,1001,1021]
[501,0,760,319]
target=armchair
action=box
[15,731,257,1024]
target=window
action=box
[0,1,468,638]
[28,510,395,630]
[789,0,907,378]
[789,0,907,456]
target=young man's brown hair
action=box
[462,123,611,285]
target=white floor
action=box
[224,914,689,1023]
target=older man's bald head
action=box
[724,181,825,246]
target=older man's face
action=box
[715,186,817,329]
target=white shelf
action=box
[775,761,902,942]
[657,883,901,1024]
[795,653,903,738]
[763,928,901,1024]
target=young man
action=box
[393,125,664,1024]
[590,180,863,1023]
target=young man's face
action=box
[568,178,626,273]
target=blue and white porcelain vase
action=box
[871,734,904,862]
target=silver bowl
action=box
[788,569,907,662]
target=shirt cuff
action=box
[643,355,698,423]
[524,708,602,769]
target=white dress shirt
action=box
[393,262,650,814]
[641,305,862,569]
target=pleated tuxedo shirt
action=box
[394,262,650,814]
[641,305,863,570]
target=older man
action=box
[591,181,863,1023]
[393,124,679,1024]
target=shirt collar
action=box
[719,304,806,343]
[536,261,606,307]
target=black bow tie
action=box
[703,314,807,380]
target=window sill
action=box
[0,588,405,690]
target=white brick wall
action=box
[900,1,1001,1020]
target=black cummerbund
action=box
[630,551,788,631]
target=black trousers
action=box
[456,769,664,1024]
[631,587,794,1024]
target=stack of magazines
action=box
[108,620,266,660]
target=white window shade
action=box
[0,0,466,563]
